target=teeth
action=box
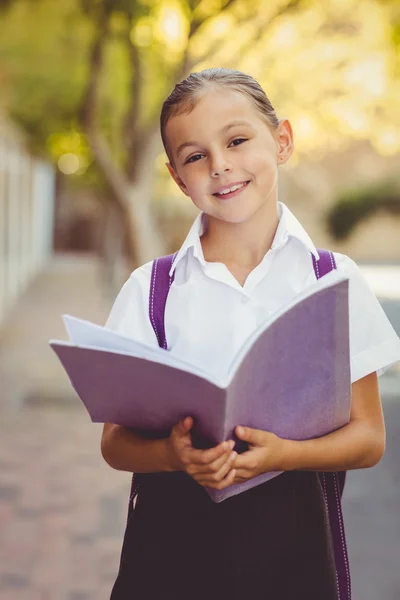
[218,182,245,195]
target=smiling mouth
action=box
[213,180,251,199]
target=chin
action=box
[208,212,253,225]
[213,206,260,225]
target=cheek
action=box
[248,153,276,181]
[186,170,208,195]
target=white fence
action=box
[0,119,55,324]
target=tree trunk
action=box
[126,181,166,267]
[87,124,167,271]
[125,125,167,268]
[98,202,128,293]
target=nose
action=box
[210,152,232,178]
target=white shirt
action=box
[106,202,400,384]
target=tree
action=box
[77,0,305,266]
[0,0,305,268]
[1,0,399,263]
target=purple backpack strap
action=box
[127,254,176,517]
[148,254,176,349]
[314,249,351,600]
[312,248,337,279]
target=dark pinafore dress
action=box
[110,250,351,600]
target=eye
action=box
[184,153,204,165]
[230,138,247,147]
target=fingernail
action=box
[229,440,235,450]
[237,426,244,436]
[230,451,237,461]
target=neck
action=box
[201,201,279,270]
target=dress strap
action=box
[320,472,351,600]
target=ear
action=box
[276,118,294,165]
[166,162,190,197]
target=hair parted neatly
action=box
[160,67,280,163]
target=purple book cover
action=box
[50,278,350,502]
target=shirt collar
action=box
[273,202,320,259]
[169,202,319,277]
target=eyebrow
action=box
[175,120,255,158]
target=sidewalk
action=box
[0,254,130,599]
[0,254,118,411]
[0,404,130,599]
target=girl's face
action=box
[165,87,293,225]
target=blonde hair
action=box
[160,68,280,163]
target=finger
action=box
[229,452,250,469]
[188,439,235,466]
[180,416,194,431]
[195,449,237,477]
[173,416,193,437]
[213,468,237,490]
[231,449,261,474]
[211,452,237,482]
[236,426,268,447]
[230,467,251,481]
[223,469,237,487]
[198,467,237,490]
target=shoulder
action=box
[330,252,400,381]
[104,260,155,340]
[332,252,363,279]
[125,260,153,292]
[331,251,375,306]
[331,251,376,293]
[303,249,361,287]
[331,251,359,274]
[109,260,154,308]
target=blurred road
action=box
[0,254,399,599]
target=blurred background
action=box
[0,0,399,598]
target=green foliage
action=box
[1,0,400,189]
[0,0,93,155]
[327,180,400,240]
[0,0,14,9]
[0,0,38,11]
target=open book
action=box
[50,273,351,502]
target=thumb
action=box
[236,426,267,447]
[173,416,193,437]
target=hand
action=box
[166,417,237,489]
[215,426,285,490]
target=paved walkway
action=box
[0,255,131,599]
[0,404,130,599]
[0,254,399,599]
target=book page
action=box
[61,314,218,384]
[225,272,349,385]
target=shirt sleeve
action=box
[335,253,400,383]
[104,261,159,347]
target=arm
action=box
[101,423,173,473]
[279,371,386,471]
[101,417,237,488]
[226,371,386,486]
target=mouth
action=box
[212,180,251,200]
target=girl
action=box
[101,68,400,600]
